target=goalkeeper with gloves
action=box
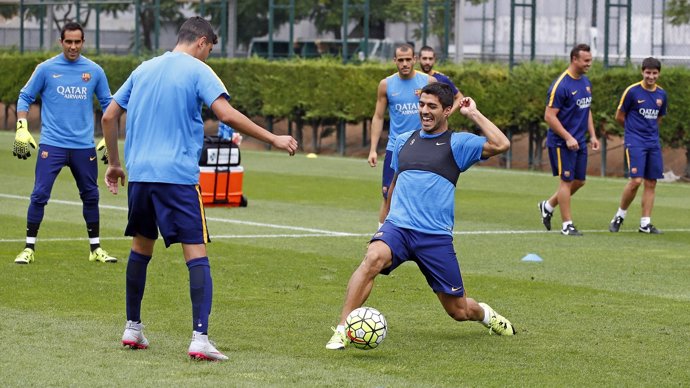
[12,22,116,265]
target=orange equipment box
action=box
[199,166,246,207]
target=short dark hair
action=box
[570,43,591,62]
[394,43,414,57]
[419,45,435,56]
[177,16,218,45]
[641,57,661,71]
[61,22,84,41]
[420,83,454,109]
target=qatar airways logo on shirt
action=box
[639,108,659,120]
[394,102,420,115]
[576,96,591,109]
[56,85,88,100]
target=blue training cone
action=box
[521,253,543,262]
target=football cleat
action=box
[561,224,583,236]
[14,248,35,264]
[326,327,348,350]
[188,331,228,361]
[639,224,662,234]
[122,321,149,349]
[609,216,624,233]
[479,303,516,336]
[89,247,117,263]
[538,201,553,231]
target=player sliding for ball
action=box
[327,83,516,350]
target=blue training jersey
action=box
[385,71,429,151]
[617,82,667,147]
[17,54,111,149]
[113,51,229,184]
[429,70,460,95]
[387,130,486,235]
[545,70,592,147]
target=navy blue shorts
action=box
[626,146,663,180]
[381,150,394,199]
[372,222,465,297]
[126,182,210,247]
[548,145,588,181]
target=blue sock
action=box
[126,251,151,322]
[187,257,212,334]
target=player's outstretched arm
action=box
[211,97,298,156]
[459,97,510,158]
[101,101,126,194]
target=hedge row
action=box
[1,53,688,148]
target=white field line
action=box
[0,193,350,236]
[1,193,689,244]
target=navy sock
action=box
[26,222,39,250]
[87,222,100,251]
[187,257,212,334]
[126,251,151,322]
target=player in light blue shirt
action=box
[369,44,432,226]
[12,22,116,265]
[538,44,600,237]
[609,57,668,234]
[101,16,298,361]
[326,83,515,350]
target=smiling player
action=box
[538,43,600,236]
[327,83,515,350]
[13,22,115,265]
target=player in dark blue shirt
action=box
[418,46,464,116]
[608,57,668,234]
[538,44,600,236]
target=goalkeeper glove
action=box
[96,138,108,164]
[13,119,37,160]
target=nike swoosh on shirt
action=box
[637,99,645,103]
[52,74,63,78]
[436,142,446,146]
[391,92,400,96]
[451,287,462,292]
[571,90,578,95]
[89,156,96,161]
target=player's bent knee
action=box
[362,252,391,274]
[643,179,657,189]
[80,188,100,203]
[30,192,50,206]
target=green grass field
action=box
[1,130,689,387]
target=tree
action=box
[1,1,129,45]
[666,0,690,25]
[134,0,186,53]
[308,0,489,49]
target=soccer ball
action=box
[345,306,387,350]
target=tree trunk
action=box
[685,145,690,178]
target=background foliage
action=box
[2,53,688,155]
